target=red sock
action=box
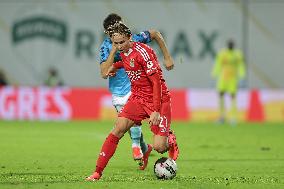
[95,133,119,176]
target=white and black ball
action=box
[154,157,177,179]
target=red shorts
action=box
[118,99,171,136]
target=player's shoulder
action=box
[133,42,152,55]
[219,48,227,54]
[234,49,243,56]
[134,42,151,50]
[132,31,151,43]
[133,42,154,61]
[132,30,150,38]
[217,48,228,57]
[100,37,112,49]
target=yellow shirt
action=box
[212,48,245,81]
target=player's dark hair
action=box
[107,22,131,38]
[103,13,122,30]
[227,39,235,50]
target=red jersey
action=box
[114,42,170,105]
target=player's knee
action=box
[112,128,125,138]
[112,118,133,138]
[153,144,167,154]
[112,124,126,138]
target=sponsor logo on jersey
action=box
[147,61,153,68]
[130,59,135,67]
[126,70,141,81]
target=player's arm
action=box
[148,72,162,126]
[136,45,162,125]
[99,43,118,79]
[237,51,246,80]
[211,50,222,78]
[149,30,174,71]
[105,61,123,77]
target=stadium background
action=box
[1,1,284,188]
[0,0,283,122]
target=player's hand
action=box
[108,72,116,77]
[112,42,119,52]
[106,65,117,77]
[163,56,174,71]
[149,111,161,126]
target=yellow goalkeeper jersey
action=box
[212,48,245,81]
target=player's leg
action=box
[86,117,134,181]
[152,135,168,154]
[152,131,178,161]
[114,93,148,161]
[130,126,152,169]
[168,129,179,160]
[218,91,226,123]
[129,126,152,169]
[150,101,179,161]
[129,121,149,159]
[116,104,143,160]
[129,126,143,160]
[139,141,152,170]
[118,99,151,170]
[140,133,149,155]
[217,79,226,123]
[229,81,238,125]
[230,93,237,125]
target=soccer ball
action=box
[154,157,177,179]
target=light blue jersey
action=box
[99,31,152,96]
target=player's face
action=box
[111,33,131,53]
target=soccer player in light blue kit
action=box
[99,13,174,170]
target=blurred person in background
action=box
[0,68,8,86]
[44,67,64,87]
[98,13,174,169]
[211,39,246,125]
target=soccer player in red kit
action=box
[86,22,179,181]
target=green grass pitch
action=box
[0,120,283,189]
